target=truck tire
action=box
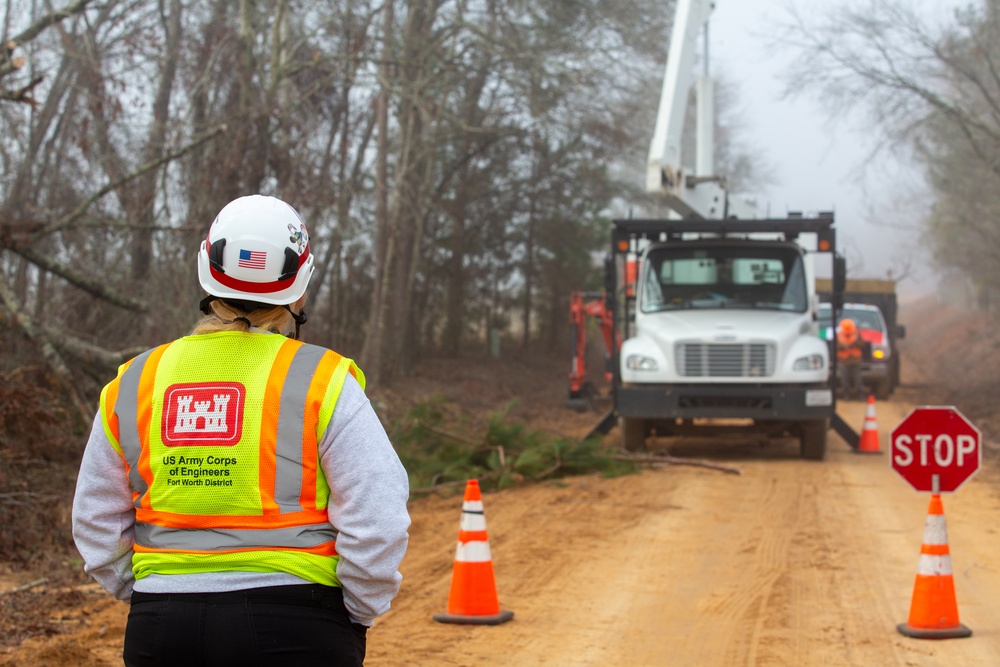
[621,417,647,452]
[799,419,828,461]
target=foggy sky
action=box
[709,0,948,296]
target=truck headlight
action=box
[793,354,825,371]
[626,354,659,371]
[872,347,886,359]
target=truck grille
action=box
[676,343,776,378]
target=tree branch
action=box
[5,245,148,312]
[0,278,91,423]
[41,123,228,237]
[40,322,146,372]
[0,0,94,85]
[614,452,742,475]
[0,74,44,107]
[10,0,95,46]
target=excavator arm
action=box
[567,290,617,411]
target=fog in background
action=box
[710,0,957,298]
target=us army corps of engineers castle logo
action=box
[161,382,245,447]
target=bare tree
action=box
[0,0,93,106]
[779,1,1000,297]
[0,0,766,421]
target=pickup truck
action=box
[816,278,906,399]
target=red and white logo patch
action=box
[161,382,245,447]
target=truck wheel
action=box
[621,417,647,452]
[799,419,828,461]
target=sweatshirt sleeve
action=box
[71,413,137,602]
[319,376,410,627]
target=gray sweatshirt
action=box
[72,372,410,627]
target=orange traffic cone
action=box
[857,395,882,454]
[433,479,514,625]
[897,494,972,639]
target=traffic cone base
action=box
[433,609,515,626]
[857,395,882,455]
[897,495,971,640]
[897,621,972,639]
[434,480,513,626]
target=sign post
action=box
[890,406,980,640]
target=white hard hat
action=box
[197,195,315,306]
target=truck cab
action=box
[624,239,822,383]
[609,217,841,460]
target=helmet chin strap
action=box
[284,305,308,340]
[199,294,219,315]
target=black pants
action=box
[123,584,367,667]
[839,363,864,397]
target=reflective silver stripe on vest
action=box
[115,347,158,506]
[134,522,338,551]
[274,343,327,513]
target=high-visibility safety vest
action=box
[836,320,863,362]
[99,331,364,587]
[837,342,862,362]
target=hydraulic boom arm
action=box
[646,0,754,219]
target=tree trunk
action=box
[361,0,396,385]
[131,0,183,281]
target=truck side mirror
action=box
[896,324,906,339]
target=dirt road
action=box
[363,394,1000,667]
[5,301,1000,666]
[6,399,1000,667]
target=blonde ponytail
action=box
[190,298,302,337]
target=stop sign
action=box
[890,407,981,492]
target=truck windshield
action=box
[640,245,808,313]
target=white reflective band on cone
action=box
[455,540,492,563]
[923,515,948,545]
[462,500,484,512]
[917,554,953,576]
[460,514,487,531]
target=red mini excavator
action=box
[567,256,638,413]
[567,290,615,412]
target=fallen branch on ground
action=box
[0,578,47,596]
[409,470,504,496]
[614,452,742,475]
[414,419,480,446]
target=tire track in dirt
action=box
[367,393,1000,667]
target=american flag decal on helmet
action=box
[238,249,266,269]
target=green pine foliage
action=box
[390,395,635,495]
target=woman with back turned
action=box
[72,194,410,666]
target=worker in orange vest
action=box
[836,317,867,400]
[72,195,410,667]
